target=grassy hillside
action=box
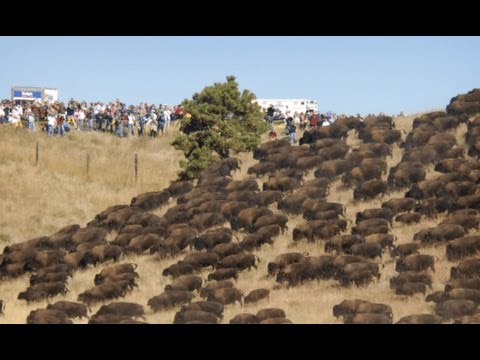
[0,112,463,323]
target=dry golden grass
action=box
[0,113,467,323]
[0,126,183,323]
[0,126,183,243]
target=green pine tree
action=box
[172,75,268,180]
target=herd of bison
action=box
[2,89,480,324]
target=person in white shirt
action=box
[127,112,135,137]
[321,115,330,127]
[16,104,23,117]
[27,110,35,131]
[10,107,21,125]
[47,113,56,136]
[164,106,171,127]
[79,109,86,129]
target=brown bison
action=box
[445,279,480,292]
[364,233,396,249]
[405,180,446,200]
[253,213,288,233]
[381,198,417,214]
[130,191,170,211]
[218,253,257,271]
[263,176,302,192]
[173,310,219,324]
[413,224,465,244]
[396,314,441,324]
[446,235,480,261]
[232,207,273,231]
[390,243,420,258]
[182,252,219,270]
[353,218,390,233]
[147,291,193,311]
[356,208,393,224]
[207,268,239,282]
[125,212,165,228]
[199,280,236,299]
[219,201,251,221]
[257,190,283,207]
[395,254,435,272]
[225,179,259,193]
[212,243,243,259]
[26,309,73,324]
[395,212,421,225]
[189,212,226,232]
[267,252,306,276]
[207,288,243,305]
[95,302,145,319]
[390,271,432,289]
[440,214,480,231]
[435,299,477,319]
[247,162,276,177]
[162,262,195,277]
[180,301,224,319]
[30,272,69,286]
[450,258,480,279]
[342,165,383,187]
[244,289,270,304]
[126,233,162,254]
[353,180,387,200]
[165,275,203,292]
[77,282,131,305]
[394,282,427,296]
[344,313,392,324]
[71,227,108,246]
[256,308,286,322]
[229,313,259,324]
[89,244,122,264]
[167,180,194,197]
[347,243,383,259]
[314,159,352,179]
[46,301,89,319]
[324,235,363,254]
[333,299,370,318]
[388,166,426,188]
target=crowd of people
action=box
[266,106,341,144]
[1,98,401,146]
[0,99,186,138]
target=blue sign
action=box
[13,90,42,99]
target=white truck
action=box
[253,99,318,118]
[11,86,58,104]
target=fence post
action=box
[86,153,90,178]
[134,153,138,185]
[35,141,39,166]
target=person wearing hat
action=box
[286,117,297,144]
[266,104,275,126]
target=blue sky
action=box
[1,36,479,115]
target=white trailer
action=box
[11,86,58,103]
[253,99,318,117]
